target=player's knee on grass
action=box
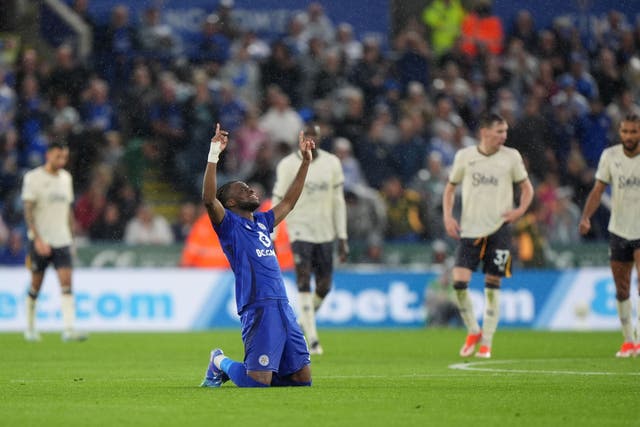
[290,365,312,384]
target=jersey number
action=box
[493,249,510,272]
[258,231,272,247]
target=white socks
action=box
[298,292,319,345]
[26,294,37,332]
[481,288,501,347]
[618,299,633,342]
[455,289,480,334]
[61,293,76,333]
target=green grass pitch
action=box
[1,329,639,427]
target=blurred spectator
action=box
[232,106,270,178]
[508,10,537,52]
[390,115,428,185]
[335,23,362,67]
[424,239,461,327]
[259,86,302,147]
[74,174,108,236]
[508,97,551,182]
[220,41,262,106]
[380,175,428,242]
[0,66,16,134]
[298,36,327,108]
[215,0,241,40]
[171,201,197,243]
[80,78,118,133]
[0,229,26,265]
[15,75,50,169]
[356,118,395,189]
[575,98,611,169]
[344,184,386,263]
[194,13,231,65]
[551,75,589,119]
[14,49,48,100]
[94,4,137,96]
[178,70,219,196]
[410,151,448,240]
[393,30,431,93]
[605,88,640,127]
[47,44,88,107]
[421,0,465,58]
[89,201,125,242]
[460,0,504,58]
[138,6,183,64]
[348,37,387,113]
[314,48,348,102]
[261,40,302,107]
[594,48,625,106]
[301,2,335,45]
[119,63,156,139]
[333,87,367,150]
[124,203,174,245]
[0,129,20,200]
[547,186,581,244]
[51,93,81,138]
[513,198,548,268]
[333,136,367,189]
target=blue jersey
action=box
[214,209,288,314]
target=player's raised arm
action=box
[202,123,229,226]
[272,130,314,226]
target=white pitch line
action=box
[449,359,640,376]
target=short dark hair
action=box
[478,112,506,129]
[216,181,239,208]
[622,114,640,124]
[47,141,68,151]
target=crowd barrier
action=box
[0,267,633,332]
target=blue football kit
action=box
[214,209,310,375]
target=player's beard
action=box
[237,199,261,212]
[622,139,639,154]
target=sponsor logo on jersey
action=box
[617,175,640,189]
[471,172,499,187]
[256,248,276,257]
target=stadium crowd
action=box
[1,0,640,266]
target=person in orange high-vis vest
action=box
[181,201,294,270]
[460,2,504,57]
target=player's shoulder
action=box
[60,169,73,180]
[24,166,44,178]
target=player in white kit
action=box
[21,142,86,342]
[580,114,640,357]
[443,113,533,358]
[273,125,348,355]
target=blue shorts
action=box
[240,300,311,375]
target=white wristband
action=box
[208,141,222,163]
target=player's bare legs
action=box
[611,260,635,357]
[56,267,86,342]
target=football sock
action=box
[271,373,312,387]
[61,292,75,333]
[481,286,501,347]
[220,358,268,388]
[312,293,324,312]
[298,292,319,345]
[26,293,37,332]
[455,289,480,334]
[617,298,633,342]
